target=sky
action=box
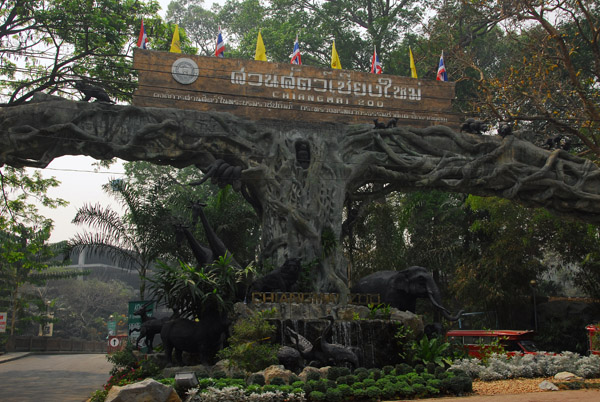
[29,0,226,243]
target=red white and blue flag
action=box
[370,47,382,74]
[290,35,301,65]
[436,51,448,81]
[137,19,148,49]
[215,28,225,58]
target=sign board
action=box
[133,49,458,128]
[108,335,128,354]
[127,300,154,344]
[107,319,117,337]
[0,312,6,333]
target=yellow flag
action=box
[409,47,418,78]
[170,25,181,53]
[331,40,342,69]
[255,31,267,61]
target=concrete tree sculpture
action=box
[3,94,600,296]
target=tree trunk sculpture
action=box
[3,94,600,295]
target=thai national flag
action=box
[370,47,382,74]
[215,28,225,58]
[290,35,301,65]
[137,19,148,49]
[437,51,448,81]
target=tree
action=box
[165,0,219,56]
[69,179,175,299]
[451,195,600,326]
[0,0,162,105]
[0,166,70,337]
[122,161,260,266]
[424,0,600,157]
[45,278,135,341]
[4,99,600,296]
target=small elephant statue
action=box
[351,266,463,321]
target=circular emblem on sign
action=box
[109,337,120,347]
[172,58,199,85]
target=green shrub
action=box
[427,362,437,373]
[382,365,394,375]
[369,368,382,380]
[292,387,304,394]
[262,384,278,392]
[382,384,397,399]
[395,363,413,375]
[212,370,227,379]
[269,377,286,386]
[289,374,300,383]
[353,388,367,399]
[362,378,375,387]
[351,381,364,391]
[309,390,326,401]
[336,384,352,398]
[306,371,321,382]
[325,387,342,402]
[246,384,261,394]
[217,309,278,372]
[302,382,312,395]
[441,375,473,395]
[366,385,382,399]
[413,382,426,395]
[399,385,415,397]
[426,385,441,395]
[414,363,425,373]
[291,380,304,388]
[198,378,215,390]
[247,373,265,386]
[353,367,368,379]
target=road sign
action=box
[107,335,128,354]
[0,312,6,333]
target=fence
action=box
[8,336,106,353]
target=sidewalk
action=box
[0,352,32,364]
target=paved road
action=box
[0,353,111,402]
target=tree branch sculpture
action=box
[3,94,600,295]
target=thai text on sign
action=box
[133,49,457,128]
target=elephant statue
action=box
[351,266,463,321]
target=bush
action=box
[308,390,326,401]
[365,385,381,399]
[336,384,352,398]
[217,310,278,372]
[450,352,600,380]
[325,387,342,402]
[212,370,227,379]
[441,375,473,395]
[270,377,286,386]
[247,373,265,386]
[369,368,382,380]
[395,363,413,375]
[306,371,321,382]
[382,365,394,375]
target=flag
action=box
[215,28,225,58]
[255,31,267,61]
[437,51,448,81]
[409,47,418,78]
[290,35,301,65]
[331,40,342,69]
[137,19,148,49]
[370,46,382,74]
[170,25,181,53]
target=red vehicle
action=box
[446,329,539,358]
[586,324,600,355]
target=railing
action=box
[8,336,106,353]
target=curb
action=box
[0,352,33,364]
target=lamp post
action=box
[529,280,538,331]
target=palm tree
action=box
[68,179,173,299]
